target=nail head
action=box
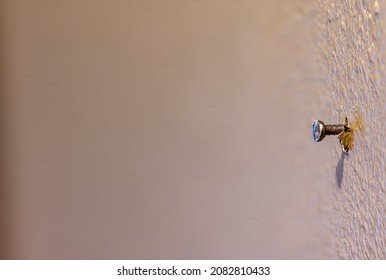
[312,120,326,142]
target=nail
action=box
[312,119,350,142]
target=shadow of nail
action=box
[336,151,348,188]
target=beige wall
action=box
[0,0,384,259]
[321,0,386,259]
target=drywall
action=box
[1,0,384,259]
[320,0,386,259]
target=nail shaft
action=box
[324,124,346,135]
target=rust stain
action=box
[338,114,364,152]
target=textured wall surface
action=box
[320,0,386,259]
[0,0,385,259]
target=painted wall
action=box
[321,0,386,259]
[0,0,384,259]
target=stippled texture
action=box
[320,0,386,259]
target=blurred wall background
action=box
[1,0,383,259]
